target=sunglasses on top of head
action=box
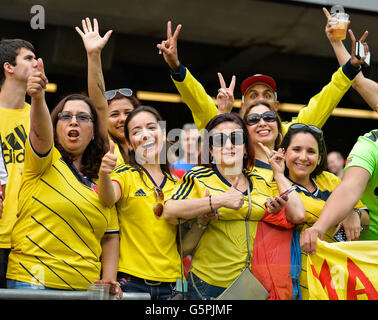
[209,131,246,147]
[288,123,323,137]
[105,88,133,101]
[245,111,277,126]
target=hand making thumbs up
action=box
[27,58,48,99]
[100,140,118,175]
[211,176,245,211]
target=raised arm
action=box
[157,21,217,131]
[285,8,369,132]
[75,18,113,135]
[27,58,53,155]
[322,7,377,110]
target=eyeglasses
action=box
[288,123,323,137]
[245,111,277,126]
[153,186,164,218]
[105,88,133,101]
[209,131,246,147]
[57,112,93,123]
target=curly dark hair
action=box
[50,94,108,180]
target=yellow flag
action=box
[307,239,378,300]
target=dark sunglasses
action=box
[153,186,164,218]
[289,123,323,137]
[58,112,93,123]
[245,111,277,126]
[209,131,246,147]
[105,88,133,101]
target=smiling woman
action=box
[97,105,182,300]
[163,113,305,300]
[279,123,369,300]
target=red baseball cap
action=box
[241,74,277,95]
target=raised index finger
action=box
[167,21,172,40]
[359,30,368,43]
[229,75,236,91]
[257,142,272,158]
[217,72,226,89]
[172,24,182,42]
[322,7,331,19]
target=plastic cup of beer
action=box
[331,5,349,40]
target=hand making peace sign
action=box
[157,21,182,72]
[217,72,236,115]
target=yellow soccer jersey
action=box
[293,171,366,300]
[172,65,353,132]
[6,138,119,290]
[250,159,275,183]
[0,103,30,248]
[170,165,274,288]
[111,164,181,282]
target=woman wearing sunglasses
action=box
[5,59,121,298]
[163,113,305,300]
[97,105,182,300]
[76,18,141,165]
[242,101,285,182]
[279,123,369,300]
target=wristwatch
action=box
[353,208,362,220]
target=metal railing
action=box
[0,289,150,300]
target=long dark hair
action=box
[199,113,255,169]
[124,105,174,185]
[50,94,108,180]
[243,101,284,149]
[280,124,328,179]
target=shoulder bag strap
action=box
[245,185,252,268]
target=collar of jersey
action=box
[212,164,252,196]
[140,166,167,189]
[254,159,272,170]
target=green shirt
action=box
[344,129,378,240]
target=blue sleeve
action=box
[342,59,360,80]
[169,64,187,82]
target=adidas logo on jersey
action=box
[135,189,146,196]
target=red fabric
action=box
[251,208,294,300]
[261,206,295,229]
[172,169,186,179]
[183,256,191,278]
